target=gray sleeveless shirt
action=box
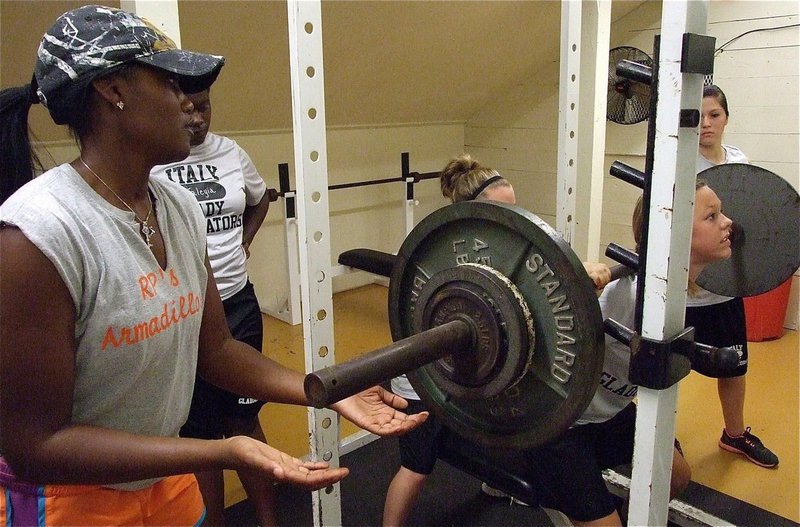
[0,164,207,490]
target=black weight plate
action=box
[696,163,800,297]
[389,201,605,449]
[412,263,534,399]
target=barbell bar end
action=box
[302,320,474,409]
[304,374,331,409]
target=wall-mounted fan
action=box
[607,46,653,125]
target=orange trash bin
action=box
[743,278,793,341]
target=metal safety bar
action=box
[266,152,439,200]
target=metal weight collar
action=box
[80,157,157,247]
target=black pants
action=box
[180,281,265,439]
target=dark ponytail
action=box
[0,83,42,204]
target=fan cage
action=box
[607,46,653,125]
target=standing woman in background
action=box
[152,87,277,526]
[0,6,425,526]
[693,84,778,468]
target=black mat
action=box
[225,437,798,527]
[225,436,551,526]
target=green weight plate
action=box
[389,201,605,449]
[696,164,800,297]
[412,263,534,400]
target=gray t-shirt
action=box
[574,275,638,425]
[695,144,747,306]
[0,164,208,490]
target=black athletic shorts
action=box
[180,281,266,440]
[685,297,748,378]
[396,399,450,475]
[521,403,638,522]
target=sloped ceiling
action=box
[182,0,644,131]
[2,1,645,139]
[179,1,565,130]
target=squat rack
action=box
[264,152,439,326]
[287,1,714,525]
[126,1,716,525]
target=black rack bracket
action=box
[681,33,716,74]
[629,326,694,389]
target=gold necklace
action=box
[80,157,157,247]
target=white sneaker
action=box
[480,482,531,507]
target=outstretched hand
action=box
[228,436,349,490]
[331,386,429,436]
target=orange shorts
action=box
[0,459,205,527]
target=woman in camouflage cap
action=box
[0,6,425,525]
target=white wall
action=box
[601,1,662,261]
[465,64,562,232]
[241,123,461,311]
[465,0,798,330]
[604,1,800,329]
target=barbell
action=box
[304,164,799,449]
[305,201,607,448]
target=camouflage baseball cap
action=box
[34,5,224,123]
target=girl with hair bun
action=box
[383,154,612,525]
[440,153,516,204]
